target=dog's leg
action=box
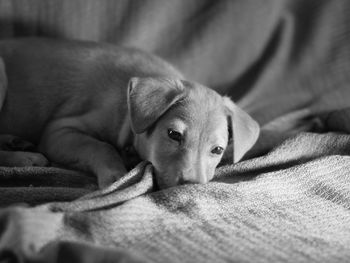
[39,128,127,188]
[0,134,49,166]
[0,150,49,167]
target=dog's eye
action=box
[168,129,182,142]
[211,146,224,155]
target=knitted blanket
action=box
[1,132,350,263]
[1,0,350,262]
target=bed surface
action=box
[1,0,350,262]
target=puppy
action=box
[0,38,260,189]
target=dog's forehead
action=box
[166,82,227,131]
[183,81,222,103]
[183,81,225,117]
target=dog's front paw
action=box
[7,152,49,167]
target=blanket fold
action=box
[1,0,350,262]
[0,167,96,207]
[48,161,154,212]
[1,132,350,262]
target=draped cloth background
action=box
[1,0,350,125]
[1,0,350,262]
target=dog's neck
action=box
[117,115,134,149]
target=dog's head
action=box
[127,77,259,189]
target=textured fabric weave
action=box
[1,133,350,262]
[1,0,350,262]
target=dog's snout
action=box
[179,174,208,185]
[179,161,209,185]
[178,178,195,185]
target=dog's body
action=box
[0,38,182,143]
[0,38,259,189]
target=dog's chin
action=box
[153,168,178,190]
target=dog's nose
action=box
[179,176,208,185]
[179,167,208,185]
[178,178,195,185]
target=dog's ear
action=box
[127,77,186,133]
[223,97,260,163]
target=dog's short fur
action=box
[0,38,260,189]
